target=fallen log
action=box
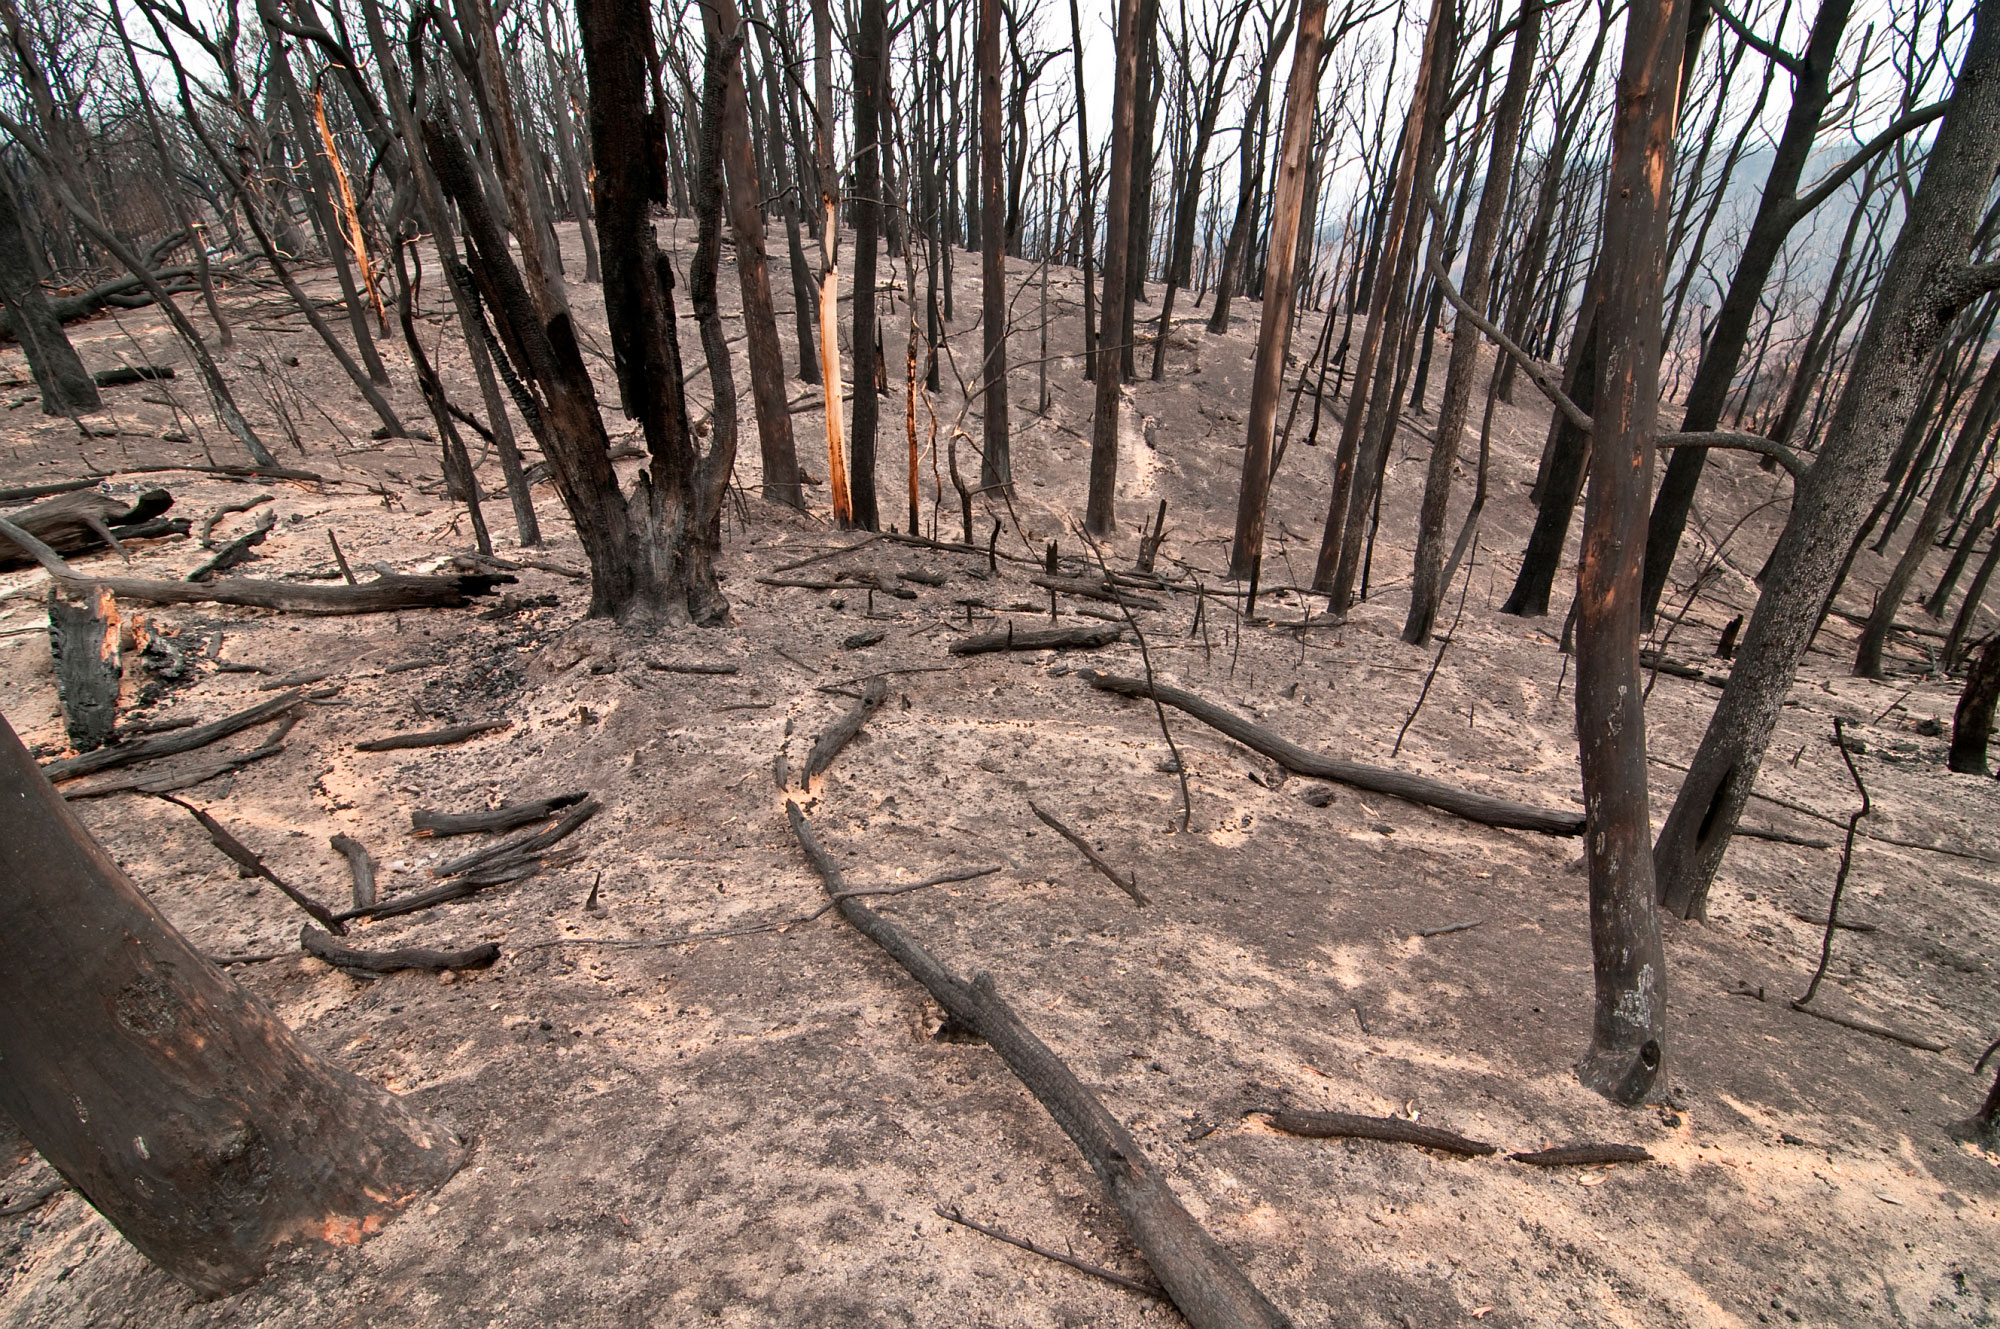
[329,834,377,910]
[93,365,175,388]
[952,624,1124,655]
[355,720,510,752]
[0,488,176,569]
[786,803,1292,1329]
[39,690,303,783]
[1081,672,1585,836]
[411,792,588,837]
[803,678,888,785]
[299,925,496,976]
[1031,574,1166,611]
[1509,1144,1652,1166]
[1245,1108,1497,1157]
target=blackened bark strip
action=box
[1028,801,1147,905]
[39,691,303,783]
[1246,1108,1497,1157]
[154,793,343,934]
[299,926,497,975]
[1030,576,1167,611]
[430,798,604,878]
[935,1205,1167,1300]
[1509,1144,1652,1166]
[803,678,888,784]
[952,625,1124,655]
[411,792,589,837]
[329,834,377,910]
[786,804,1294,1328]
[354,722,511,753]
[1081,672,1584,835]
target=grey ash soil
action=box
[0,223,1995,1327]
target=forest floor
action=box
[0,222,1996,1328]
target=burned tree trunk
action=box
[977,0,1011,494]
[0,172,98,415]
[0,712,460,1296]
[46,583,120,752]
[1229,0,1329,579]
[1569,0,1689,1105]
[1950,635,2000,775]
[849,0,887,529]
[1085,0,1146,536]
[1655,0,2000,919]
[1403,0,1542,645]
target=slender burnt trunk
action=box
[1085,0,1145,536]
[849,0,886,526]
[0,173,98,414]
[977,0,1011,492]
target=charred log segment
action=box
[786,804,1293,1329]
[354,721,511,752]
[411,792,589,837]
[299,927,498,977]
[1509,1144,1652,1166]
[46,583,121,752]
[1081,672,1584,835]
[1246,1108,1498,1157]
[951,624,1124,655]
[74,572,512,615]
[329,834,377,910]
[803,678,888,785]
[0,712,461,1296]
[0,488,176,570]
[40,690,304,783]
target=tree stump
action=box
[47,584,121,752]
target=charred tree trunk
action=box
[1229,0,1329,579]
[849,0,886,528]
[710,0,802,507]
[690,26,741,471]
[1404,0,1543,645]
[1654,0,2000,919]
[1950,634,2000,774]
[0,172,98,415]
[0,710,460,1297]
[1085,0,1146,537]
[977,0,1011,493]
[812,0,851,523]
[1570,0,1689,1105]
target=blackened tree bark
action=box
[1085,0,1145,536]
[1500,298,1599,616]
[1207,7,1294,335]
[1229,0,1329,579]
[1404,0,1543,644]
[1571,0,1689,1104]
[0,172,98,414]
[1119,0,1161,381]
[849,0,887,528]
[978,0,1011,493]
[1856,347,2000,674]
[690,25,741,473]
[1655,0,2000,919]
[1951,634,2000,774]
[710,0,803,508]
[0,712,460,1296]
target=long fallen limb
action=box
[1245,1108,1497,1157]
[786,803,1292,1329]
[1081,672,1584,836]
[39,690,303,783]
[355,720,510,752]
[1031,574,1167,611]
[299,925,497,976]
[411,791,588,837]
[952,624,1124,655]
[60,723,291,799]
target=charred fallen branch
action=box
[40,690,303,783]
[1245,1108,1497,1157]
[952,624,1124,655]
[411,792,588,837]
[329,834,377,910]
[185,509,274,582]
[154,793,343,934]
[1509,1144,1652,1166]
[298,926,497,977]
[787,803,1293,1329]
[803,678,888,785]
[1031,574,1166,611]
[60,716,295,800]
[1081,672,1585,836]
[0,489,178,570]
[355,721,511,752]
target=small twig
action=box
[1798,719,1870,1008]
[1028,800,1146,905]
[328,529,357,584]
[933,1205,1166,1300]
[1394,539,1476,757]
